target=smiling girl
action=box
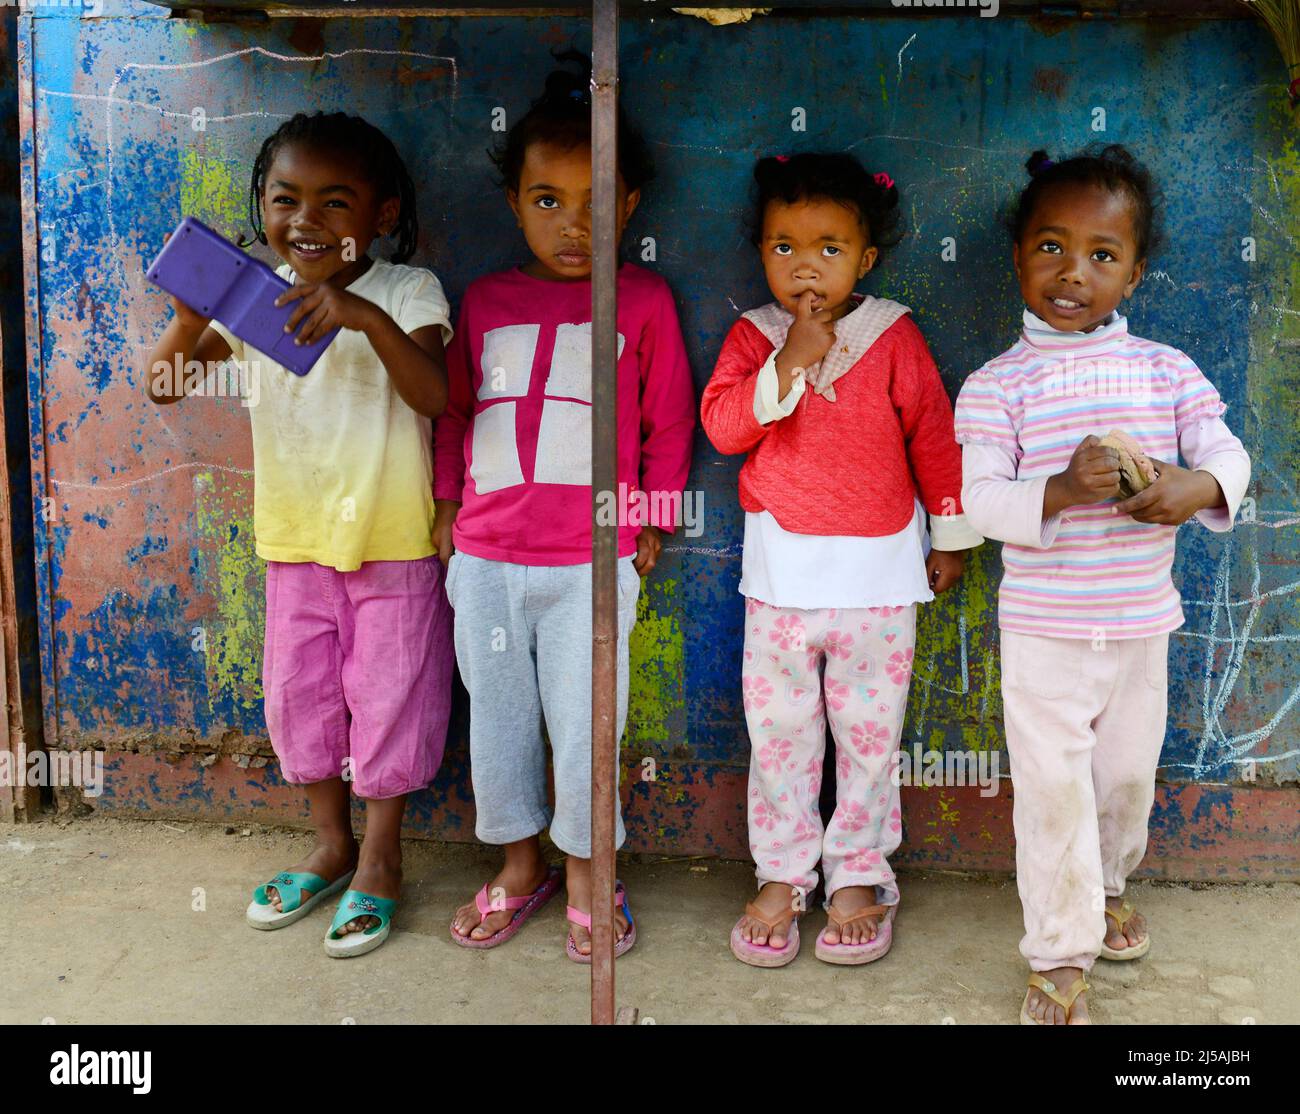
[146,111,455,958]
[954,146,1251,1023]
[701,153,982,968]
[438,55,695,961]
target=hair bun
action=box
[541,49,591,106]
[1026,150,1055,177]
[753,155,787,185]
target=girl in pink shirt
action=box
[701,153,982,968]
[439,55,695,961]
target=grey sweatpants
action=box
[444,551,640,858]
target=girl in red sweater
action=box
[701,153,982,967]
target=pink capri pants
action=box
[262,556,454,800]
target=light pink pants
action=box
[1000,630,1169,972]
[742,598,917,904]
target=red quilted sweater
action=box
[700,313,966,537]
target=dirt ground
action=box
[1,815,1294,1025]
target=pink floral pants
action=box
[741,598,917,904]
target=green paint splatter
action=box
[193,470,264,716]
[628,576,685,752]
[180,146,246,239]
[905,540,1002,755]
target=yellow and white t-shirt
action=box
[211,259,453,572]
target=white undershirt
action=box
[738,352,982,610]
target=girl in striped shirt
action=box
[954,146,1250,1025]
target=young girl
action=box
[146,112,455,958]
[954,146,1251,1024]
[439,56,695,961]
[701,153,983,967]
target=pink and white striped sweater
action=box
[954,310,1251,640]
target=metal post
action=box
[589,0,619,1027]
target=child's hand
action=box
[1113,458,1223,525]
[432,500,460,567]
[276,283,378,345]
[1059,434,1122,506]
[926,549,966,594]
[778,289,836,376]
[633,524,662,576]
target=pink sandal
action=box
[566,879,637,963]
[450,866,561,949]
[814,900,897,965]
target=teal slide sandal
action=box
[246,869,355,931]
[323,890,398,958]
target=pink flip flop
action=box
[814,900,897,965]
[730,901,801,968]
[450,865,562,949]
[566,879,637,964]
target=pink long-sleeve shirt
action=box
[954,310,1251,639]
[433,263,696,565]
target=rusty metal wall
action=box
[15,2,1300,873]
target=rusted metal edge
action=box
[13,14,52,821]
[130,1,1255,19]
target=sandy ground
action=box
[1,815,1294,1025]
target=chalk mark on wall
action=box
[99,46,460,278]
[51,462,255,494]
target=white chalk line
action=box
[51,462,253,493]
[41,89,290,124]
[661,543,741,558]
[102,47,460,278]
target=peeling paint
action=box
[15,11,1300,870]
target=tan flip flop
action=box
[730,899,801,968]
[1020,973,1091,1025]
[1100,899,1151,961]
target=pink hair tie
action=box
[874,171,895,190]
[775,155,790,163]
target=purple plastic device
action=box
[145,217,339,376]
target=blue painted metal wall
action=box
[15,5,1300,861]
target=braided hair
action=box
[489,48,655,194]
[244,111,419,263]
[1010,144,1163,259]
